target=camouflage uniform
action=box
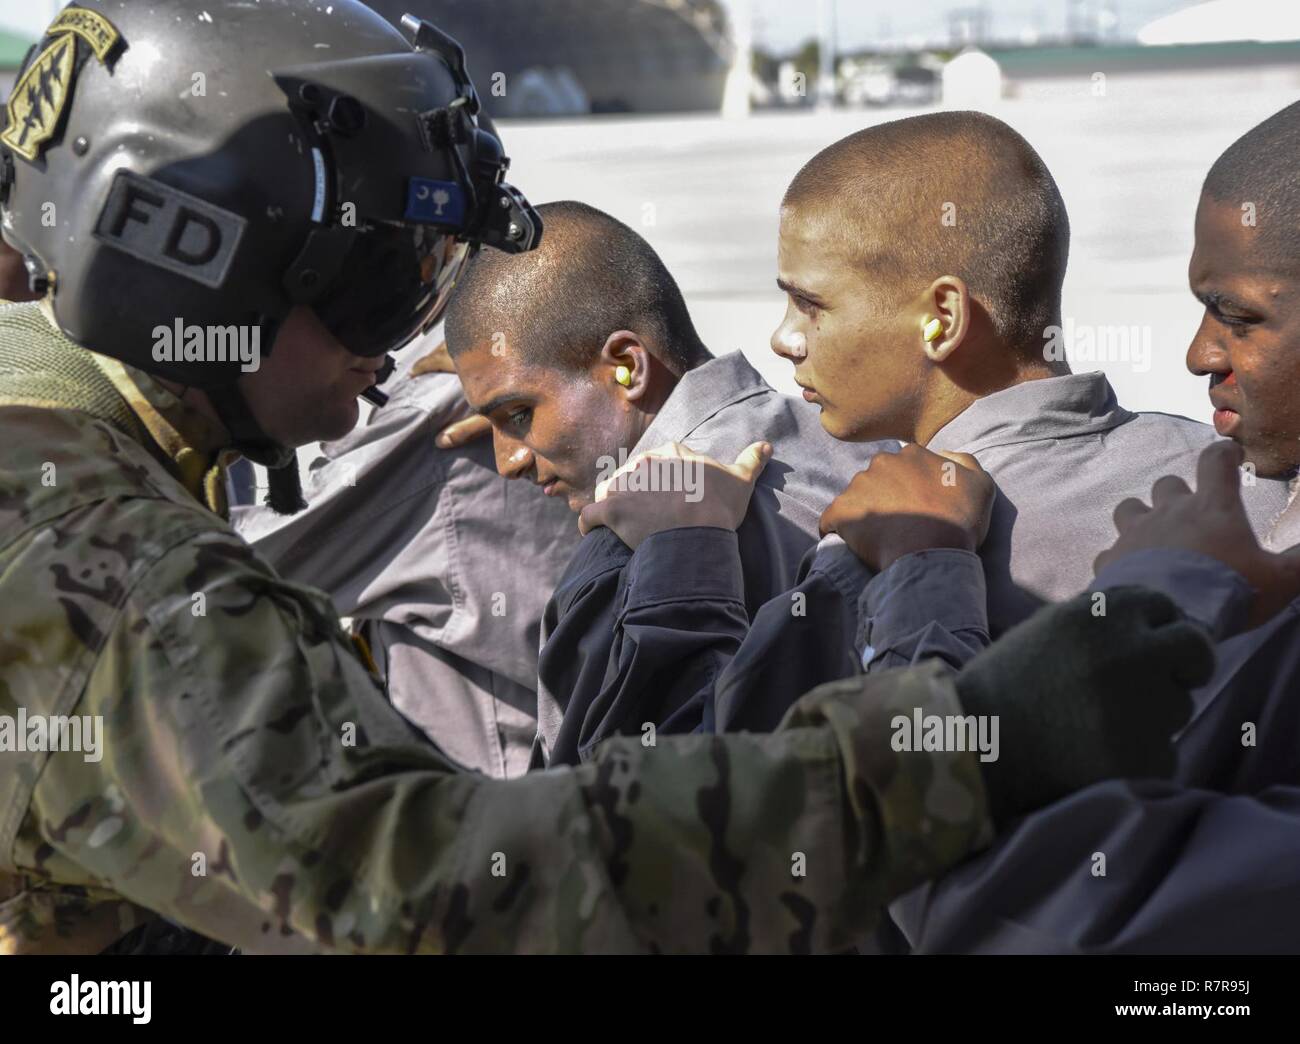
[0,300,992,953]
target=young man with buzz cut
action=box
[882,100,1300,954]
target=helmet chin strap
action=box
[206,382,307,515]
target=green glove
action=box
[956,586,1213,829]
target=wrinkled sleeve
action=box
[890,570,1300,955]
[539,524,752,763]
[857,548,990,675]
[714,538,870,734]
[891,780,1300,954]
[1091,548,1255,640]
[535,527,635,765]
[24,532,992,954]
[570,526,750,756]
[550,528,871,748]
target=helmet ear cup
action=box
[475,110,500,142]
[472,125,505,173]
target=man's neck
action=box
[633,352,692,435]
[629,381,675,446]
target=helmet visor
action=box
[313,223,472,357]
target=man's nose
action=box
[493,430,533,479]
[1186,317,1229,377]
[771,319,808,363]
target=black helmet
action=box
[0,0,539,392]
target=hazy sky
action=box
[0,1,1199,48]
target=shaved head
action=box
[444,200,706,374]
[1202,99,1300,274]
[445,201,705,512]
[782,110,1070,355]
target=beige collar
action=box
[89,353,234,518]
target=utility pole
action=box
[817,0,836,110]
[722,0,753,118]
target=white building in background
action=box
[365,0,735,115]
[942,48,1002,108]
[1138,0,1300,45]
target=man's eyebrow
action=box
[473,392,527,417]
[1195,288,1247,312]
[777,277,825,304]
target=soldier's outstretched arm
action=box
[15,529,992,954]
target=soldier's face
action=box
[1187,195,1300,479]
[773,205,927,443]
[239,306,386,446]
[455,339,640,512]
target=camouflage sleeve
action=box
[20,530,992,953]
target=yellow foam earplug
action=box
[615,365,632,386]
[922,317,943,343]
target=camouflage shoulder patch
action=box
[1,7,122,164]
[1,36,76,163]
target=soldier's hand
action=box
[410,341,493,448]
[819,444,995,572]
[578,440,772,547]
[955,587,1212,828]
[1095,441,1300,627]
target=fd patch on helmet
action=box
[2,6,122,163]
